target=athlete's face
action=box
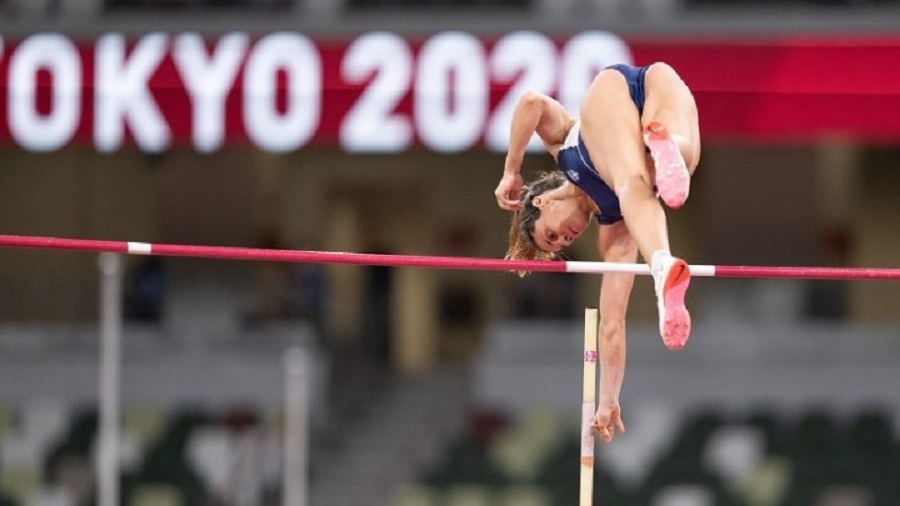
[530,193,591,254]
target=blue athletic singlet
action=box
[556,63,650,225]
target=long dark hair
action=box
[505,171,567,275]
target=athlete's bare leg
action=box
[641,63,702,208]
[643,62,701,172]
[578,67,692,349]
[579,68,668,264]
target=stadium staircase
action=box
[309,366,471,506]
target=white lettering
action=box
[486,31,557,152]
[0,30,636,153]
[559,31,632,115]
[173,32,248,153]
[415,32,486,153]
[94,33,170,152]
[341,32,413,153]
[243,32,321,152]
[8,34,81,152]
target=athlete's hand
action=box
[495,172,524,211]
[592,403,625,443]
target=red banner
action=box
[632,35,900,143]
[1,31,898,153]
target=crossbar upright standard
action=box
[580,308,599,506]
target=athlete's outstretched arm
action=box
[495,91,572,211]
[592,220,638,442]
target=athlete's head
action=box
[506,171,592,272]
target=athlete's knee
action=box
[648,61,675,75]
[647,62,684,87]
[613,173,654,200]
[599,317,626,344]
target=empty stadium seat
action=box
[443,485,492,506]
[130,484,184,506]
[0,431,44,504]
[653,485,715,506]
[499,485,551,506]
[123,405,166,448]
[24,486,74,506]
[391,484,440,506]
[186,426,233,493]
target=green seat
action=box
[130,484,183,506]
[123,405,167,448]
[499,485,551,506]
[735,456,791,506]
[444,485,492,506]
[391,484,440,506]
[0,462,41,504]
[489,406,566,482]
[0,404,17,440]
[423,438,508,487]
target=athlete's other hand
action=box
[495,172,524,211]
[592,404,625,443]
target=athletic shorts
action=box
[605,63,650,114]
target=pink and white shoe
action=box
[644,121,690,209]
[654,256,692,350]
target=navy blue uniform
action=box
[555,63,650,225]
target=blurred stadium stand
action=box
[0,320,473,506]
[396,404,900,506]
[2,318,900,504]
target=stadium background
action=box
[0,1,900,505]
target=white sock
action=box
[651,249,672,278]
